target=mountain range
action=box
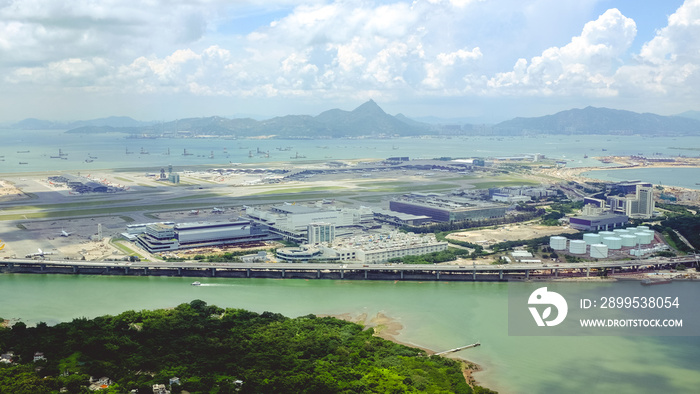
[7,101,700,137]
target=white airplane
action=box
[212,207,224,213]
[60,229,73,237]
[189,210,199,215]
[26,248,54,258]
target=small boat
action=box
[191,281,201,286]
[641,278,671,285]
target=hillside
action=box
[0,301,484,393]
[495,106,700,135]
[60,100,429,138]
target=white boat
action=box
[191,281,201,286]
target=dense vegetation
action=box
[0,301,488,393]
[654,204,700,253]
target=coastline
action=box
[320,312,485,389]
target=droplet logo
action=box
[528,287,568,327]
[0,239,4,250]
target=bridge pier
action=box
[525,269,529,280]
[340,269,344,279]
[364,270,367,279]
[40,264,46,272]
[211,268,216,277]
[586,267,590,277]
[499,270,503,280]
[73,266,78,274]
[125,267,129,275]
[400,271,404,280]
[472,270,476,281]
[177,267,181,276]
[281,269,285,278]
[554,269,558,278]
[437,271,440,280]
[247,268,250,278]
[611,267,615,275]
[317,269,321,279]
[144,267,148,275]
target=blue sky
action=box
[0,0,697,123]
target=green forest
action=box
[0,301,494,393]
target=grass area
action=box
[119,215,135,223]
[110,240,147,260]
[166,193,224,201]
[238,192,355,201]
[360,183,458,193]
[441,176,479,181]
[469,179,539,189]
[0,199,141,211]
[137,183,156,188]
[251,186,346,195]
[114,177,131,182]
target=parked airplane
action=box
[25,248,54,258]
[60,229,73,237]
[212,207,224,213]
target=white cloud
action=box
[487,8,636,96]
[613,0,700,99]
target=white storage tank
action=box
[583,233,601,245]
[635,232,652,245]
[569,240,587,254]
[603,236,622,250]
[620,234,637,247]
[590,243,609,259]
[550,236,568,250]
[636,225,650,231]
[613,229,629,236]
[598,231,615,237]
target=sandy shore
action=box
[320,312,484,388]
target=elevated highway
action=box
[1,256,697,281]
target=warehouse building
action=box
[389,196,507,222]
[568,213,629,232]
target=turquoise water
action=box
[1,130,699,175]
[0,275,698,393]
[584,167,700,190]
[1,131,700,392]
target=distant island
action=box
[0,300,495,393]
[8,101,700,138]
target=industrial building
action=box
[276,232,448,264]
[244,203,373,243]
[48,174,111,193]
[373,209,433,226]
[135,220,275,253]
[568,213,629,232]
[389,195,507,222]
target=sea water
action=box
[1,130,699,191]
[0,275,698,394]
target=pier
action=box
[434,342,481,355]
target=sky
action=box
[1,0,698,123]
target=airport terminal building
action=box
[135,220,276,253]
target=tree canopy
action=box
[0,301,488,393]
